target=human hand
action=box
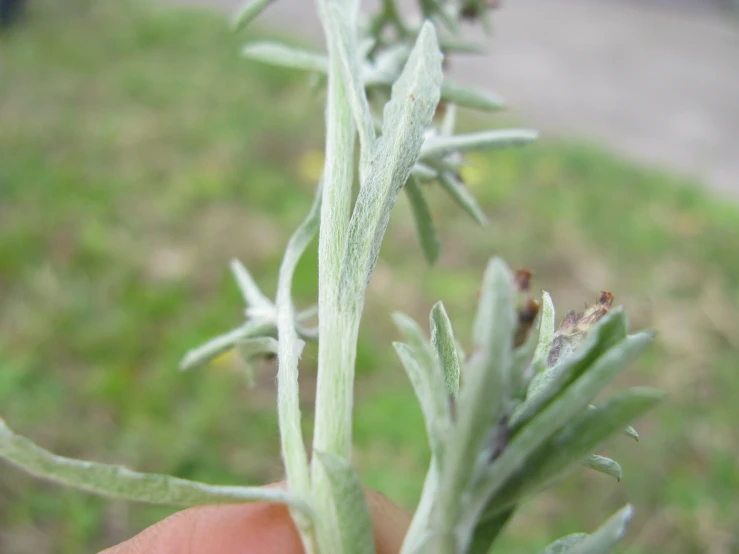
[99,485,411,554]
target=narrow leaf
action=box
[326,4,376,180]
[538,533,588,554]
[237,337,279,359]
[434,258,515,544]
[232,0,273,31]
[584,454,622,481]
[230,259,273,313]
[437,172,487,225]
[440,81,504,112]
[0,418,311,515]
[430,302,461,397]
[405,177,441,264]
[533,291,555,367]
[179,320,274,371]
[510,313,541,400]
[479,387,661,519]
[510,309,629,433]
[441,104,457,136]
[412,162,438,181]
[421,129,538,159]
[392,312,451,461]
[438,38,488,55]
[465,507,516,554]
[274,184,322,499]
[568,505,633,554]
[242,42,328,74]
[471,335,655,522]
[340,22,443,306]
[315,451,375,554]
[237,336,279,388]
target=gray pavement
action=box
[175,0,739,197]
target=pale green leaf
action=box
[533,291,555,367]
[237,336,279,388]
[470,334,655,523]
[315,452,375,554]
[421,129,538,159]
[430,302,461,397]
[326,4,376,180]
[392,312,451,459]
[179,320,274,371]
[440,81,504,112]
[230,258,273,314]
[569,505,633,554]
[274,183,322,500]
[584,454,622,481]
[465,507,516,554]
[511,313,541,400]
[411,162,438,181]
[242,42,328,73]
[434,258,515,544]
[478,385,660,521]
[232,0,274,31]
[405,177,441,264]
[0,418,312,515]
[394,344,446,460]
[538,533,588,554]
[437,172,487,225]
[339,22,443,306]
[510,309,629,432]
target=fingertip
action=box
[98,503,304,554]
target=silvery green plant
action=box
[0,1,661,553]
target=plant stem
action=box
[311,0,360,550]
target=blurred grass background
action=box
[1,1,738,553]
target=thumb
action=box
[99,486,411,554]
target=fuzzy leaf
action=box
[569,505,633,554]
[314,451,375,554]
[584,454,622,481]
[437,172,487,225]
[440,104,457,136]
[236,337,279,360]
[538,533,588,554]
[274,183,322,500]
[433,258,515,546]
[394,343,446,461]
[511,313,541,400]
[232,0,273,31]
[480,387,661,520]
[430,302,461,397]
[0,418,311,515]
[179,320,274,371]
[339,22,443,306]
[421,129,538,159]
[242,42,328,73]
[326,4,376,180]
[411,162,438,181]
[533,291,555,367]
[230,259,273,314]
[510,309,629,433]
[440,81,504,112]
[405,177,441,264]
[236,336,279,388]
[465,507,516,554]
[470,334,655,525]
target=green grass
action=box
[1,1,738,553]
